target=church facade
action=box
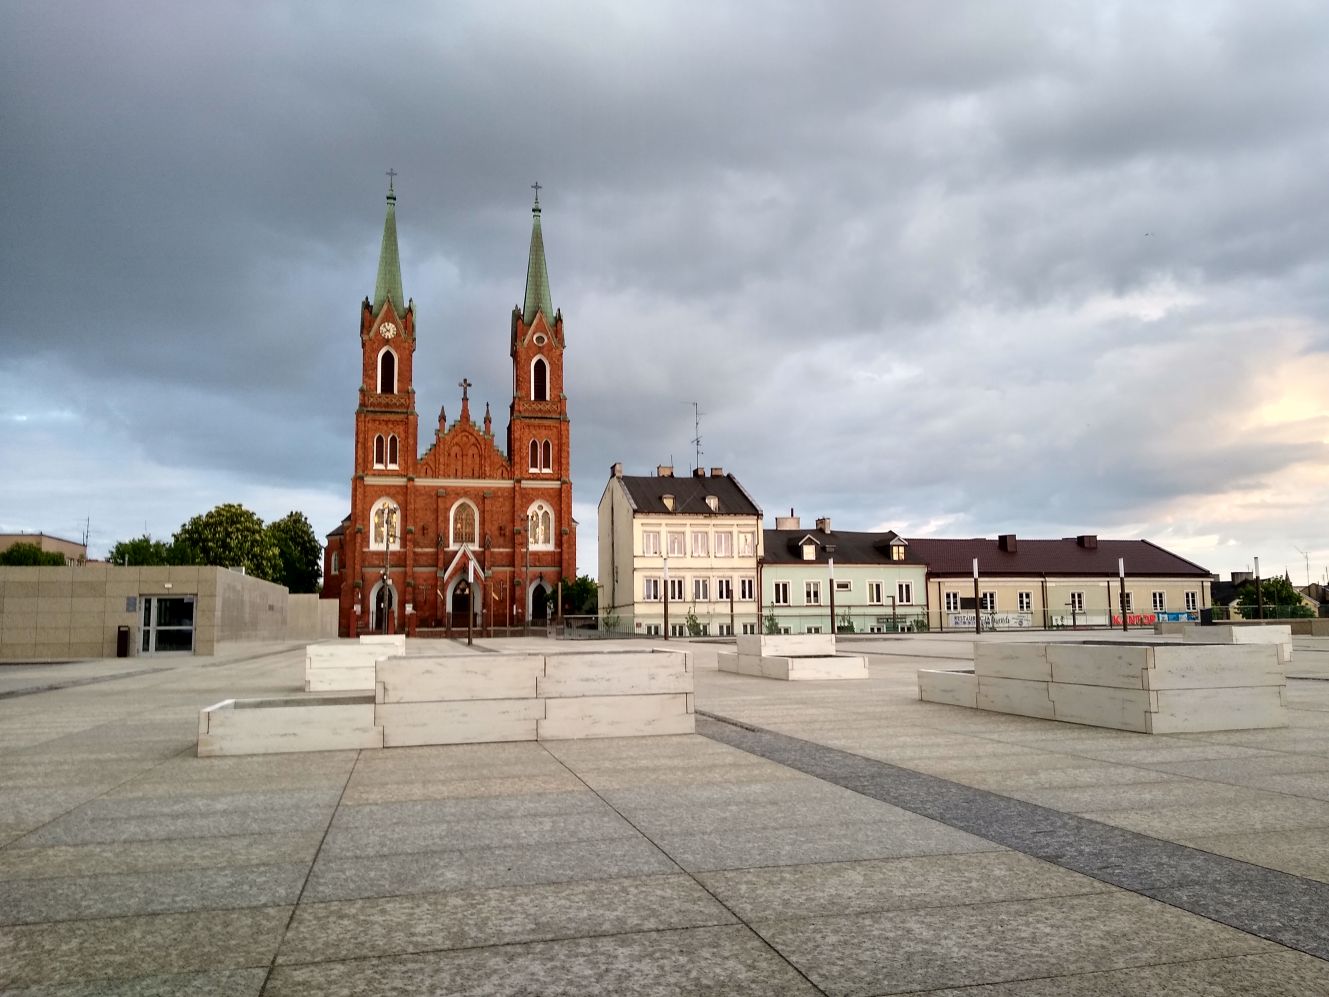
[322,182,576,636]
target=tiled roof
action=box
[904,537,1210,578]
[762,529,920,566]
[618,474,761,517]
[325,516,351,539]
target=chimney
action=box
[815,517,832,534]
[710,466,724,477]
[692,467,705,478]
[656,464,673,477]
[1076,534,1098,549]
[611,462,623,479]
[998,533,1017,553]
[662,494,675,512]
[774,509,801,530]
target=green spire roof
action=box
[373,177,404,313]
[522,188,554,325]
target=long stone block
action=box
[307,667,376,692]
[198,696,381,756]
[1151,686,1288,733]
[1048,643,1150,689]
[918,669,978,708]
[359,634,407,651]
[1181,624,1293,662]
[977,675,1054,719]
[1145,644,1284,690]
[737,633,835,657]
[537,650,692,698]
[376,654,544,703]
[538,693,694,739]
[975,643,1050,682]
[783,655,869,680]
[376,699,544,747]
[1049,683,1153,733]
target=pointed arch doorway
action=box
[370,580,397,633]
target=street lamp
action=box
[662,553,670,640]
[1119,557,1128,633]
[1254,556,1263,620]
[973,558,982,635]
[826,543,837,635]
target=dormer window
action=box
[662,494,675,512]
[802,543,816,561]
[890,542,906,561]
[705,495,719,512]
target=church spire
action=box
[522,183,554,325]
[373,171,404,313]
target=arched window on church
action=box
[373,434,386,468]
[450,500,478,548]
[330,551,339,575]
[541,439,552,472]
[387,434,399,468]
[528,502,554,549]
[378,349,397,394]
[528,439,540,472]
[531,357,548,402]
[371,498,401,549]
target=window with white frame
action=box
[667,531,685,556]
[527,502,554,548]
[980,591,996,611]
[691,531,709,557]
[1185,591,1198,612]
[944,591,961,612]
[868,625,884,634]
[898,581,914,604]
[642,531,661,556]
[531,356,549,401]
[802,542,817,561]
[449,500,478,547]
[668,577,685,601]
[741,622,757,635]
[378,348,397,393]
[644,623,661,636]
[805,580,821,605]
[867,581,884,605]
[1070,591,1085,613]
[387,434,399,468]
[693,577,710,602]
[373,434,386,468]
[714,532,733,557]
[716,578,733,600]
[330,551,340,575]
[669,623,687,637]
[737,532,755,557]
[541,439,552,472]
[773,581,790,606]
[806,625,822,634]
[717,623,734,636]
[1018,591,1032,612]
[528,439,540,472]
[1152,591,1166,612]
[835,579,852,593]
[643,577,661,601]
[890,542,905,561]
[370,498,401,549]
[1123,591,1134,612]
[739,577,755,600]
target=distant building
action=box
[761,515,929,634]
[598,464,763,636]
[906,534,1213,630]
[0,533,86,565]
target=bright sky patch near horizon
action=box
[2,2,1326,585]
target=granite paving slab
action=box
[698,851,1112,921]
[0,862,309,925]
[0,967,267,996]
[13,801,337,847]
[331,790,604,828]
[264,924,820,996]
[338,772,585,804]
[303,834,680,903]
[276,874,736,964]
[319,810,642,858]
[1079,797,1329,838]
[937,764,1182,793]
[0,832,324,881]
[0,905,291,988]
[914,950,1329,996]
[1181,826,1329,883]
[1000,779,1279,813]
[752,891,1277,996]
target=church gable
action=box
[419,419,511,480]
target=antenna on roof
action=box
[691,401,703,473]
[1294,546,1310,588]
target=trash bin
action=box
[116,625,130,657]
[1199,608,1214,626]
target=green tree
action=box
[684,603,703,637]
[173,504,280,581]
[0,543,66,566]
[763,602,780,635]
[107,534,187,567]
[265,512,322,593]
[561,574,599,615]
[1237,576,1315,619]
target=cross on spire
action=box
[531,181,541,208]
[459,377,472,400]
[386,168,397,193]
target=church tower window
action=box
[528,501,554,549]
[531,357,548,401]
[370,498,401,550]
[387,434,399,468]
[528,439,540,472]
[373,434,386,468]
[542,439,552,472]
[378,349,397,393]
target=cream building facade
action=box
[597,464,763,636]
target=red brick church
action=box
[322,180,576,636]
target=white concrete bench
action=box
[718,633,869,680]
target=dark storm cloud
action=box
[1,1,1326,573]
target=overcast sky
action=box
[3,2,1327,585]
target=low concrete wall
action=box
[919,640,1287,733]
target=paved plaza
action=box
[1,633,1328,994]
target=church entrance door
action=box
[372,583,396,633]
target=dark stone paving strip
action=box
[0,668,167,700]
[697,712,1329,962]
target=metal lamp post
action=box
[1254,556,1263,620]
[826,543,837,635]
[1119,557,1128,633]
[973,558,982,635]
[662,554,670,640]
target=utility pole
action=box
[691,402,703,474]
[1119,558,1128,633]
[973,558,982,635]
[663,554,670,640]
[827,544,837,636]
[1254,556,1263,620]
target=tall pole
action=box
[1254,556,1263,620]
[973,558,982,635]
[466,556,474,646]
[827,544,837,636]
[663,554,670,640]
[524,527,531,637]
[1119,557,1128,633]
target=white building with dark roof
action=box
[597,463,763,636]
